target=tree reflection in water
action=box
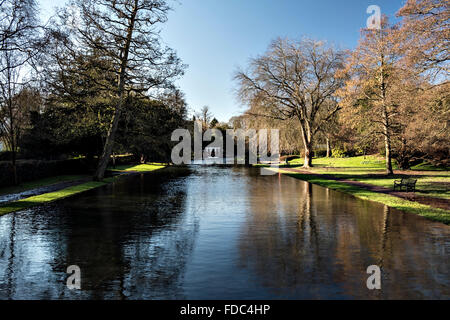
[239,174,449,299]
[0,172,199,299]
[0,167,448,299]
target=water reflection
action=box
[240,175,449,299]
[0,172,198,299]
[0,167,448,299]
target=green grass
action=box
[0,164,167,216]
[343,175,450,200]
[284,156,450,201]
[288,155,388,169]
[280,170,450,225]
[0,175,89,196]
[109,163,166,172]
[288,155,448,172]
[288,171,450,201]
[0,181,106,216]
[264,155,450,223]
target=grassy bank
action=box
[287,155,450,200]
[0,163,166,216]
[279,170,449,224]
[0,174,90,196]
[0,181,107,216]
[110,163,166,173]
[272,155,449,224]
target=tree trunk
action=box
[94,104,123,180]
[10,119,18,185]
[303,142,313,168]
[300,121,313,168]
[384,128,393,175]
[93,4,137,181]
[326,136,331,158]
[382,99,393,175]
[8,98,18,185]
[380,54,393,176]
[299,121,313,168]
[11,148,18,186]
[112,151,116,169]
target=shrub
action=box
[332,147,346,158]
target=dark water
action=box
[0,167,448,300]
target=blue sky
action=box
[39,0,405,122]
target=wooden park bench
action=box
[394,178,417,192]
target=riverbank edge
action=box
[273,168,450,225]
[0,165,166,216]
[0,174,91,197]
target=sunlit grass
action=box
[279,170,450,225]
[285,156,450,200]
[268,155,450,223]
[0,181,106,216]
[0,175,89,196]
[109,163,166,172]
[289,155,388,169]
[0,164,167,216]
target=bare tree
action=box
[397,0,449,79]
[0,0,41,184]
[196,105,212,130]
[235,38,346,167]
[51,0,185,180]
[340,18,408,175]
[0,0,40,69]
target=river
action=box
[0,166,448,299]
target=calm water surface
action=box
[0,166,449,299]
